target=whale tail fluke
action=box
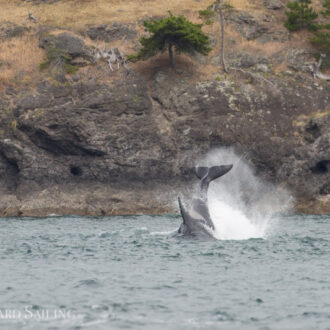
[195,165,233,182]
[177,164,233,238]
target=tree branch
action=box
[312,54,330,81]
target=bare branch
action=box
[92,46,129,73]
[28,13,38,23]
[312,54,330,81]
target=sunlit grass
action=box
[0,34,44,88]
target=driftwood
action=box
[93,44,129,72]
[311,54,330,81]
[28,13,38,23]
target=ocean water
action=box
[1,214,330,330]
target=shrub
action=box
[321,0,330,16]
[284,0,330,70]
[40,47,78,74]
[310,31,330,53]
[310,31,330,68]
[199,6,216,25]
[310,0,330,69]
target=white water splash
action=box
[197,148,293,240]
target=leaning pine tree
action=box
[284,0,318,31]
[130,12,212,69]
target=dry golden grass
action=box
[293,110,330,127]
[224,0,261,12]
[0,0,214,29]
[0,0,269,30]
[0,34,44,89]
[0,0,324,89]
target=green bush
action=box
[284,0,330,69]
[284,0,318,31]
[310,0,330,69]
[40,47,78,74]
[199,7,216,25]
[310,31,330,68]
[310,31,330,52]
[321,0,330,16]
[131,12,212,68]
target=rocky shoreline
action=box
[0,2,329,216]
[0,66,328,216]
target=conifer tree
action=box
[130,12,212,69]
[320,0,330,16]
[310,0,330,68]
[284,0,318,31]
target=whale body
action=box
[178,164,233,238]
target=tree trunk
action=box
[213,0,227,73]
[218,1,228,73]
[168,43,175,69]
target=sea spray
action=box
[196,148,293,240]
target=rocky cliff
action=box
[0,0,329,216]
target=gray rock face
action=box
[230,11,268,40]
[1,73,176,193]
[150,71,329,208]
[287,49,314,73]
[86,23,137,42]
[228,10,289,43]
[278,114,330,198]
[39,32,91,59]
[224,52,270,69]
[256,63,269,72]
[264,0,282,10]
[0,152,19,194]
[0,67,329,215]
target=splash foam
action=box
[197,148,293,240]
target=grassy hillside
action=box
[0,0,326,89]
[1,0,261,29]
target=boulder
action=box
[39,32,91,59]
[86,23,137,42]
[264,0,282,10]
[256,63,269,72]
[229,11,268,40]
[287,49,315,73]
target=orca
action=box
[178,164,233,238]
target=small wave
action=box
[151,284,176,290]
[134,227,149,235]
[300,236,329,243]
[212,309,235,321]
[150,229,178,236]
[161,253,181,259]
[74,278,102,288]
[196,148,292,240]
[98,231,119,238]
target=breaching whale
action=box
[178,164,233,238]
